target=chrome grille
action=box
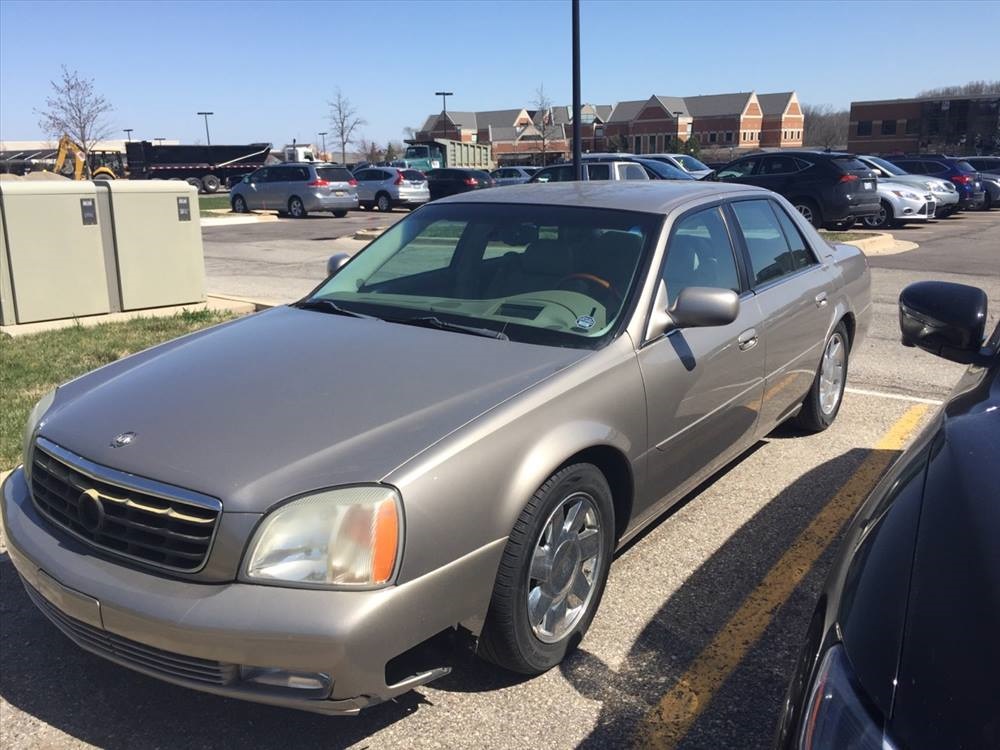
[23,580,236,685]
[30,438,221,572]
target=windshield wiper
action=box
[295,299,379,319]
[390,315,509,340]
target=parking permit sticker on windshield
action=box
[575,315,596,330]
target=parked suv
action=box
[354,167,429,212]
[963,157,1000,210]
[888,154,986,211]
[856,155,960,217]
[716,150,880,227]
[529,161,649,182]
[231,163,358,218]
[424,168,494,201]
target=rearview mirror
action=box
[646,282,740,340]
[899,281,987,364]
[327,253,351,276]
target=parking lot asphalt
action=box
[1,209,998,749]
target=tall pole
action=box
[572,0,582,180]
[197,112,214,145]
[319,131,328,159]
[435,91,454,136]
[123,128,133,142]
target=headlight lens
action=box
[245,485,402,588]
[22,388,56,484]
[891,190,919,200]
[799,645,897,750]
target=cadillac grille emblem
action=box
[77,488,106,533]
[111,431,136,448]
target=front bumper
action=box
[891,194,936,222]
[2,468,504,715]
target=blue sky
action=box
[3,0,998,148]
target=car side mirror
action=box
[646,282,740,340]
[243,176,251,184]
[699,170,718,182]
[327,253,351,276]
[899,281,988,364]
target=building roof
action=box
[596,105,613,122]
[683,92,755,117]
[607,100,648,123]
[652,96,689,117]
[758,92,795,116]
[850,92,1000,106]
[419,111,478,133]
[488,125,521,142]
[475,109,526,130]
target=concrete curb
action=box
[352,227,386,240]
[0,296,256,338]
[823,231,919,256]
[201,213,281,227]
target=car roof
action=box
[434,181,767,213]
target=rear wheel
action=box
[232,195,248,213]
[795,322,849,433]
[793,198,822,228]
[288,196,307,218]
[332,210,348,218]
[982,191,994,211]
[201,174,221,193]
[478,463,614,674]
[862,200,894,229]
[185,177,203,193]
[376,193,392,212]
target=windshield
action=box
[865,156,906,176]
[307,203,659,348]
[673,155,710,172]
[638,159,693,180]
[404,146,429,159]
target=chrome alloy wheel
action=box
[526,492,603,643]
[819,332,846,415]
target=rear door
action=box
[265,165,294,210]
[244,168,270,209]
[728,197,833,430]
[635,204,765,518]
[316,165,357,198]
[354,169,377,201]
[752,154,806,198]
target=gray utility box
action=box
[1,180,112,325]
[95,180,205,311]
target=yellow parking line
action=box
[635,404,930,749]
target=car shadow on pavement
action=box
[561,446,900,750]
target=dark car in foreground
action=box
[716,150,880,228]
[775,280,1000,750]
[4,183,871,716]
[888,154,986,211]
[425,168,494,200]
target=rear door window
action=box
[294,166,310,181]
[619,163,647,180]
[762,156,800,175]
[663,206,741,301]
[587,163,611,180]
[770,201,818,269]
[730,199,798,286]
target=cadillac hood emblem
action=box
[111,431,136,448]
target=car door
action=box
[244,168,270,209]
[354,169,375,202]
[266,165,292,211]
[751,155,805,199]
[716,157,761,185]
[728,197,833,430]
[635,204,766,518]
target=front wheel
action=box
[478,463,614,674]
[862,200,894,229]
[288,196,307,218]
[376,193,392,212]
[795,322,849,432]
[232,195,248,213]
[793,198,823,228]
[332,210,348,218]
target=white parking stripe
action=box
[845,386,943,405]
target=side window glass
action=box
[731,200,796,285]
[296,167,310,181]
[718,159,757,179]
[764,156,798,175]
[771,201,818,270]
[663,207,741,301]
[621,164,646,180]
[587,163,611,180]
[252,169,268,183]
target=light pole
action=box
[123,128,133,142]
[318,131,328,160]
[571,0,581,180]
[197,111,214,145]
[435,91,453,132]
[154,137,165,145]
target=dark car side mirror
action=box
[327,253,351,276]
[899,281,988,364]
[699,170,718,182]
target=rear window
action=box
[317,167,354,182]
[955,161,976,173]
[830,156,869,172]
[403,170,425,181]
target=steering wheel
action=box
[556,273,622,306]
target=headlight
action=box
[798,645,897,749]
[22,388,56,485]
[244,485,402,588]
[891,190,919,200]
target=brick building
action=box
[848,94,1000,155]
[416,90,804,165]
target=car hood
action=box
[877,179,926,197]
[40,306,587,512]
[884,174,944,192]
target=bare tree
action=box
[329,89,367,164]
[532,84,558,165]
[918,80,1000,97]
[357,137,382,163]
[802,104,849,149]
[35,66,114,177]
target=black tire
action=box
[795,321,850,433]
[982,192,994,211]
[186,177,203,193]
[478,463,615,675]
[792,198,823,228]
[202,174,221,193]
[288,196,307,218]
[232,195,248,213]
[862,200,894,229]
[332,210,348,218]
[375,192,392,212]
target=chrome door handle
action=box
[815,292,828,308]
[737,328,758,351]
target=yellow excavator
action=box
[50,134,125,180]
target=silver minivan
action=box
[231,163,358,218]
[354,167,429,212]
